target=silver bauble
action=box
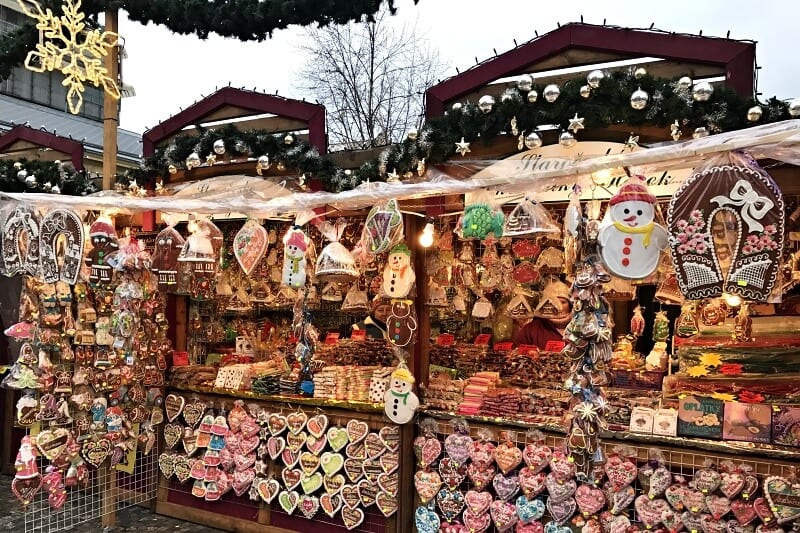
[478,95,496,113]
[407,129,418,141]
[257,155,269,167]
[677,76,693,91]
[185,152,201,170]
[789,98,800,117]
[517,74,533,92]
[587,69,604,89]
[276,162,286,172]
[168,164,177,175]
[50,184,60,194]
[235,140,248,153]
[16,169,27,182]
[579,85,591,99]
[543,84,560,103]
[451,102,463,111]
[501,88,518,102]
[747,105,763,122]
[630,87,649,110]
[526,90,538,103]
[42,182,52,192]
[559,131,577,147]
[284,133,294,145]
[692,127,710,139]
[13,162,23,170]
[213,139,226,155]
[634,67,648,79]
[524,132,542,150]
[53,159,62,167]
[692,81,714,102]
[24,174,37,188]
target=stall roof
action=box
[425,22,756,117]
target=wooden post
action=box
[102,7,119,191]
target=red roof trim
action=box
[142,86,327,156]
[425,23,755,117]
[0,125,85,170]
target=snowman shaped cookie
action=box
[382,243,415,298]
[384,366,419,424]
[598,178,668,279]
[282,227,308,288]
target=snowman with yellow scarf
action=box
[598,177,668,279]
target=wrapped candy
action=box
[503,196,559,236]
[459,190,504,240]
[630,305,645,337]
[361,198,403,255]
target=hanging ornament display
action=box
[598,176,668,280]
[543,84,560,103]
[361,198,403,255]
[478,95,495,113]
[315,219,359,282]
[667,152,784,301]
[692,81,714,102]
[233,219,269,276]
[630,87,649,110]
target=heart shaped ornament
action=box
[380,452,399,474]
[341,484,361,508]
[721,472,746,499]
[727,520,755,533]
[165,394,185,422]
[267,436,285,461]
[362,458,383,483]
[680,511,704,533]
[232,469,255,497]
[377,471,398,497]
[320,493,342,518]
[307,414,328,439]
[702,514,727,533]
[666,484,687,511]
[437,487,466,522]
[439,457,467,487]
[268,414,287,436]
[158,452,177,478]
[694,468,722,495]
[576,484,606,516]
[300,452,320,476]
[468,462,496,491]
[182,398,206,427]
[518,522,545,533]
[282,468,302,491]
[234,219,269,275]
[582,519,602,533]
[415,469,443,504]
[163,423,183,450]
[465,490,493,515]
[606,484,636,515]
[683,489,709,514]
[36,428,70,461]
[286,431,307,453]
[342,506,365,531]
[414,435,442,468]
[707,495,732,520]
[463,509,491,533]
[545,522,573,533]
[82,438,112,468]
[661,508,684,533]
[376,490,398,517]
[445,433,472,466]
[298,494,319,519]
[470,440,497,467]
[546,473,577,503]
[306,435,327,456]
[519,468,547,498]
[379,426,400,452]
[346,419,369,443]
[635,496,669,529]
[605,454,638,492]
[522,442,552,473]
[321,452,344,476]
[301,472,323,494]
[763,476,800,524]
[547,496,577,524]
[741,476,759,501]
[732,499,758,526]
[12,476,42,506]
[278,490,299,515]
[257,478,280,503]
[415,505,441,533]
[174,456,192,483]
[365,432,386,459]
[286,411,308,435]
[494,472,521,501]
[328,427,350,452]
[490,500,519,532]
[516,495,545,523]
[601,510,632,533]
[324,473,345,494]
[495,443,523,474]
[549,450,577,482]
[343,458,364,483]
[345,439,367,460]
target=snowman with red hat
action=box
[282,226,308,288]
[598,176,668,279]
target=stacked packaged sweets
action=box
[344,365,378,402]
[480,387,522,418]
[312,366,339,399]
[457,371,500,415]
[423,375,465,412]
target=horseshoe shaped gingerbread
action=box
[39,208,85,284]
[3,205,41,277]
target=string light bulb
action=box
[723,293,742,307]
[419,219,435,248]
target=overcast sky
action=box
[115,0,799,135]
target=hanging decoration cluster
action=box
[0,159,99,195]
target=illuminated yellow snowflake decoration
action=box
[18,0,120,114]
[699,353,723,368]
[687,365,710,378]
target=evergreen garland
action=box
[0,159,99,195]
[122,70,794,194]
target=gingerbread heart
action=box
[257,478,280,503]
[516,494,545,523]
[546,473,577,503]
[763,476,800,524]
[190,459,207,480]
[163,423,183,450]
[158,452,177,478]
[286,431,307,453]
[377,471,398,497]
[549,450,577,482]
[695,468,722,495]
[165,394,185,423]
[648,466,672,499]
[12,476,42,506]
[82,438,111,468]
[415,469,443,504]
[278,490,299,515]
[365,432,386,459]
[726,520,754,533]
[546,496,577,524]
[666,484,687,511]
[605,455,638,492]
[343,458,364,483]
[545,522,573,533]
[306,434,327,456]
[466,489,493,515]
[307,414,328,439]
[706,495,732,520]
[342,505,365,531]
[755,526,785,533]
[320,492,342,517]
[380,452,399,474]
[379,426,400,452]
[463,509,491,533]
[298,494,319,519]
[182,399,205,427]
[174,456,192,483]
[238,434,260,455]
[606,484,635,515]
[341,484,361,508]
[494,472,521,501]
[683,489,709,514]
[741,476,759,501]
[635,495,669,529]
[234,219,268,275]
[300,452,320,476]
[470,440,496,467]
[518,522,545,533]
[496,443,523,474]
[519,468,547,498]
[661,508,683,533]
[232,469,255,497]
[268,414,287,435]
[324,473,345,494]
[490,500,519,532]
[682,511,705,533]
[376,490,398,517]
[287,411,308,435]
[345,439,367,460]
[414,435,442,468]
[576,484,606,516]
[721,472,746,499]
[415,505,441,533]
[267,436,285,461]
[321,451,344,476]
[753,497,775,524]
[438,487,466,522]
[468,462,496,490]
[36,428,70,461]
[346,419,369,443]
[327,426,349,452]
[445,433,472,466]
[282,468,302,491]
[522,443,552,473]
[701,515,727,533]
[439,457,467,487]
[601,511,632,533]
[301,472,323,495]
[281,448,299,468]
[732,499,757,526]
[362,458,383,483]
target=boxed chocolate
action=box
[723,402,771,443]
[772,405,800,448]
[678,395,723,439]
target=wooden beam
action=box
[102,8,119,191]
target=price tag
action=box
[543,340,565,352]
[351,329,367,341]
[172,351,189,366]
[493,342,514,352]
[436,334,455,346]
[474,334,491,346]
[325,332,340,345]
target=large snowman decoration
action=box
[282,227,308,288]
[598,178,668,279]
[383,366,419,424]
[382,243,415,298]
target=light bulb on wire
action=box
[419,220,435,248]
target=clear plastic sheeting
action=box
[2,120,800,217]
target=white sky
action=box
[116,0,800,134]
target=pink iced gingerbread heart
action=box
[445,433,472,466]
[519,468,547,498]
[414,436,442,468]
[517,521,544,533]
[576,484,606,516]
[490,500,519,532]
[495,443,523,475]
[549,450,576,482]
[468,462,496,491]
[731,499,757,526]
[522,443,551,473]
[720,472,746,499]
[706,495,732,520]
[439,457,466,488]
[463,509,491,533]
[470,440,496,467]
[546,472,577,503]
[414,470,442,504]
[694,468,722,495]
[635,495,669,529]
[605,455,638,492]
[465,490,493,515]
[601,511,631,533]
[701,515,727,533]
